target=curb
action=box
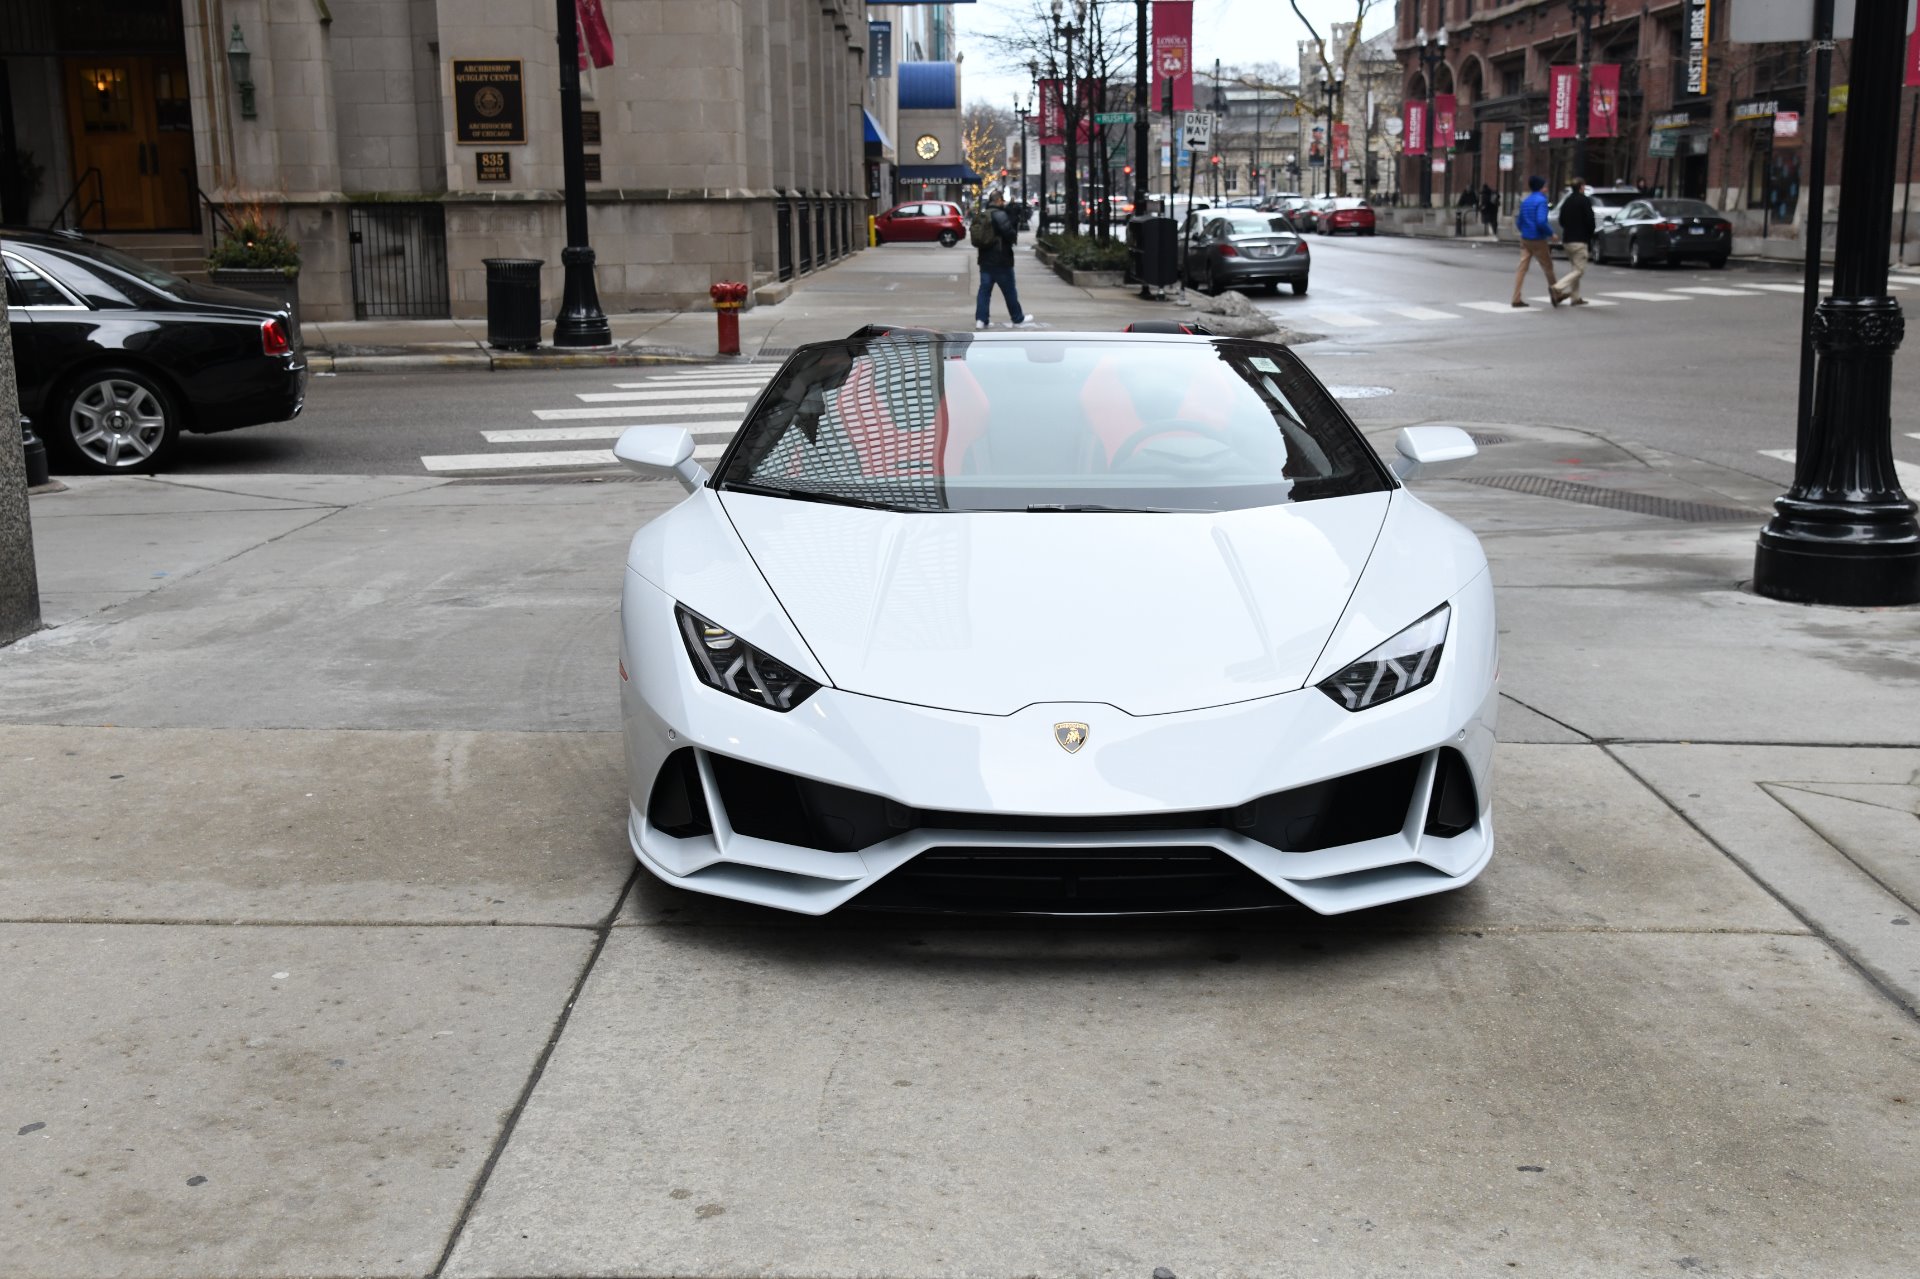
[306,348,730,374]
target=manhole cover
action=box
[1464,473,1761,523]
[1326,384,1393,399]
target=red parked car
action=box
[873,201,966,247]
[1317,198,1377,236]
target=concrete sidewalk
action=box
[4,430,1919,1277]
[305,240,1197,371]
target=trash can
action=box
[483,258,544,350]
[1128,216,1178,288]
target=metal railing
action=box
[46,168,106,232]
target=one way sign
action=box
[1182,110,1214,152]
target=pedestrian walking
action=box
[1479,184,1498,236]
[1510,175,1559,308]
[1550,176,1595,307]
[973,190,1037,330]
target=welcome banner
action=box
[1404,100,1427,156]
[1548,66,1578,137]
[1038,78,1065,145]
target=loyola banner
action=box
[576,0,615,69]
[1590,64,1620,137]
[1152,0,1194,112]
[1331,122,1350,167]
[1434,94,1456,150]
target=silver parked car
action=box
[1181,210,1311,296]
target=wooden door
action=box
[64,57,196,230]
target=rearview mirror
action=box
[614,426,707,493]
[1391,426,1478,480]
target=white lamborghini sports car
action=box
[614,330,1497,916]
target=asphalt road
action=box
[152,233,1920,489]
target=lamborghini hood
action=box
[719,491,1392,716]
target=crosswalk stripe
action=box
[1599,291,1688,302]
[422,443,731,474]
[1669,286,1767,297]
[482,425,738,444]
[1304,310,1378,327]
[1459,301,1532,314]
[1761,448,1920,492]
[1747,283,1809,293]
[575,387,760,402]
[532,402,749,421]
[1388,306,1460,321]
[1908,433,1920,442]
[614,377,771,389]
[631,371,775,381]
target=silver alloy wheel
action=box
[69,377,167,468]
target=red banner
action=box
[1404,100,1426,156]
[1075,78,1104,144]
[1589,63,1620,138]
[1331,122,1350,167]
[1152,0,1194,112]
[1434,93,1456,150]
[1909,22,1920,86]
[1038,78,1065,146]
[576,0,615,69]
[1548,65,1577,138]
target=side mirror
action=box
[1391,425,1478,480]
[614,426,707,493]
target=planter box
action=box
[209,268,302,346]
[1062,267,1127,288]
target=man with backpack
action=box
[973,190,1038,330]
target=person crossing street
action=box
[1511,175,1559,308]
[1551,177,1595,307]
[974,190,1037,330]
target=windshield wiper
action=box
[722,481,922,513]
[1022,502,1191,513]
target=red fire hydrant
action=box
[710,280,749,356]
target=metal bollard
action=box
[21,416,49,488]
[709,280,749,356]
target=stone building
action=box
[1390,0,1920,243]
[1299,23,1402,200]
[861,4,963,210]
[1,0,916,322]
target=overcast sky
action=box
[954,0,1394,108]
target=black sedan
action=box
[1181,211,1311,296]
[2,230,305,474]
[1593,198,1734,269]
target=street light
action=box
[1415,27,1446,208]
[551,0,610,346]
[1567,0,1603,182]
[1051,0,1083,236]
[1014,95,1032,205]
[1319,72,1345,198]
[1030,57,1048,234]
[225,23,256,120]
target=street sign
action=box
[1498,152,1515,171]
[1094,111,1134,125]
[1182,111,1214,151]
[1384,117,1403,137]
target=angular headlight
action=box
[675,605,820,711]
[1318,604,1450,711]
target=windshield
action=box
[1653,200,1721,219]
[714,337,1390,514]
[76,242,192,296]
[1222,214,1295,236]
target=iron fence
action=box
[347,203,451,319]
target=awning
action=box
[896,163,981,184]
[862,109,893,151]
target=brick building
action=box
[1,0,927,321]
[1392,0,1920,247]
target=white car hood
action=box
[720,491,1392,716]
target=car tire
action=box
[1291,279,1308,296]
[51,366,182,475]
[1708,256,1728,270]
[1364,227,1376,236]
[938,231,958,248]
[1260,281,1280,294]
[1629,235,1645,268]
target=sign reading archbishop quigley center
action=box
[453,60,526,145]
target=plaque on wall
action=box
[476,151,511,182]
[581,111,602,146]
[453,60,526,145]
[583,153,602,182]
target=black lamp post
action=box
[1031,56,1049,234]
[1567,0,1603,182]
[1052,0,1083,236]
[1133,0,1149,217]
[1015,97,1032,205]
[552,0,610,346]
[1752,0,1920,605]
[1318,74,1344,198]
[1415,26,1446,208]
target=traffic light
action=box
[1210,155,1220,167]
[1123,164,1133,176]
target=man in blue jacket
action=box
[1511,175,1560,308]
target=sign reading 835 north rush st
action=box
[453,60,526,145]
